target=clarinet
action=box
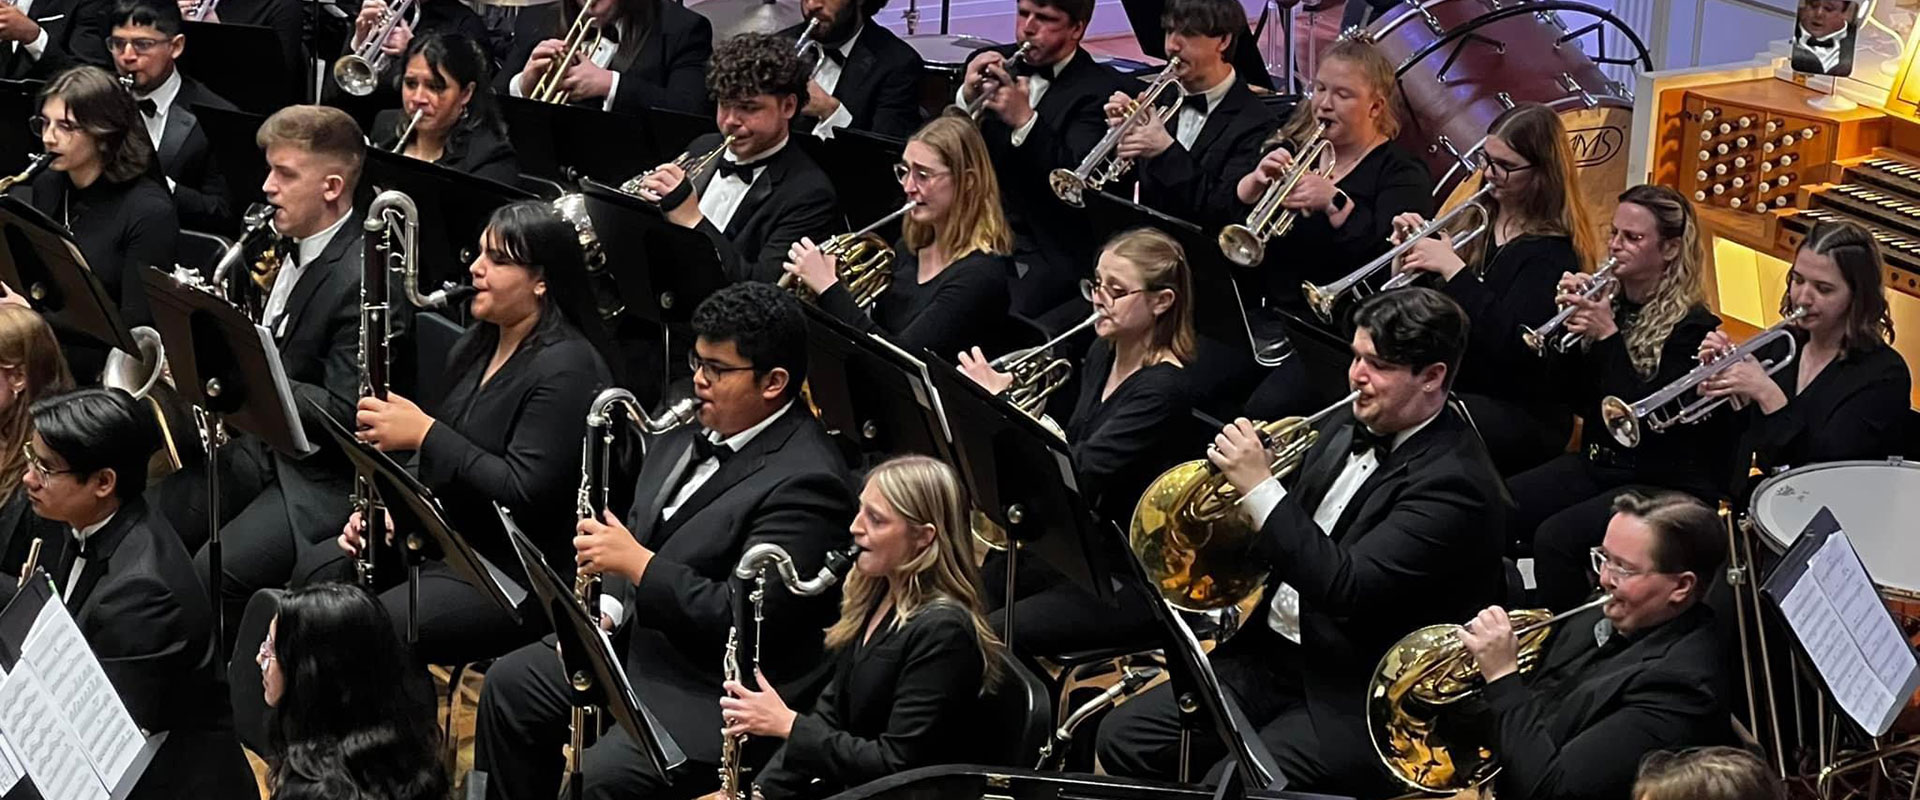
[353,191,411,587]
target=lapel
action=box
[64,502,141,612]
[654,410,801,542]
[1188,80,1246,162]
[1555,607,1708,735]
[724,145,787,238]
[158,103,196,167]
[1539,607,1600,675]
[634,433,696,549]
[277,211,361,344]
[1035,47,1089,127]
[837,35,877,106]
[1291,410,1354,513]
[1331,408,1455,541]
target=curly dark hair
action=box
[691,282,808,400]
[1351,287,1470,389]
[706,32,808,107]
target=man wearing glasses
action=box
[1453,491,1731,800]
[109,0,237,233]
[472,282,856,800]
[18,388,255,799]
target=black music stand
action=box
[177,22,299,116]
[498,504,685,797]
[498,97,671,185]
[921,356,1107,653]
[794,127,908,230]
[194,106,270,230]
[144,267,312,656]
[799,303,953,463]
[575,177,729,395]
[309,402,524,641]
[364,149,535,292]
[0,198,142,356]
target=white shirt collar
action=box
[1043,48,1077,79]
[1190,69,1235,113]
[710,400,794,450]
[293,210,354,266]
[833,21,863,59]
[137,68,183,115]
[73,508,117,543]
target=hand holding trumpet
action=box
[1105,91,1175,161]
[1554,271,1618,343]
[1695,330,1785,412]
[1390,212,1466,280]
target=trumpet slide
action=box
[1048,58,1183,208]
[333,0,417,97]
[529,1,605,104]
[1218,122,1333,268]
[1599,306,1809,448]
[777,200,914,309]
[1299,182,1494,322]
[1519,257,1618,354]
[962,41,1033,119]
[619,135,738,201]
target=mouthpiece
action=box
[821,544,864,580]
[430,283,478,308]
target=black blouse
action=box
[371,107,521,187]
[1442,235,1580,438]
[1065,338,1193,527]
[16,169,177,330]
[1738,338,1909,477]
[756,602,986,800]
[1560,299,1731,493]
[817,244,1016,362]
[1262,140,1433,318]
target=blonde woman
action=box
[0,305,72,578]
[722,455,1004,800]
[1509,184,1731,611]
[784,114,1016,361]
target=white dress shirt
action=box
[1174,70,1234,151]
[1795,26,1845,73]
[698,136,788,232]
[64,510,118,603]
[137,69,183,192]
[954,49,1076,147]
[263,211,352,337]
[808,23,862,139]
[1237,408,1441,643]
[11,0,52,62]
[508,20,625,112]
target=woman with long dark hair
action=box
[259,582,446,800]
[372,31,519,185]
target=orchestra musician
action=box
[0,305,72,579]
[1106,0,1277,228]
[500,0,713,115]
[1453,493,1732,800]
[471,282,855,800]
[111,0,238,234]
[1098,288,1507,800]
[784,113,1018,362]
[19,388,255,799]
[957,227,1197,652]
[1509,185,1731,613]
[1635,747,1785,800]
[782,0,925,139]
[728,455,1007,800]
[1696,219,1909,486]
[0,0,109,81]
[1393,102,1597,474]
[633,32,839,284]
[344,0,490,93]
[957,0,1127,321]
[370,32,520,185]
[256,582,447,800]
[338,200,611,664]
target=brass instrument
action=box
[185,0,217,20]
[777,200,914,310]
[619,135,739,201]
[1128,390,1358,610]
[1048,58,1184,207]
[117,73,134,93]
[16,537,41,588]
[102,325,191,473]
[202,202,279,318]
[1297,182,1493,321]
[333,0,417,96]
[391,108,425,155]
[962,41,1033,120]
[1519,257,1618,354]
[1599,307,1808,448]
[990,311,1100,420]
[1368,594,1612,793]
[794,17,825,78]
[1217,122,1335,267]
[722,543,862,799]
[0,153,53,194]
[529,0,606,104]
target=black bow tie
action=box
[821,46,847,66]
[712,158,760,183]
[1348,425,1392,459]
[1180,93,1210,114]
[1008,57,1042,79]
[691,436,735,464]
[273,235,298,264]
[1807,35,1838,49]
[70,532,92,560]
[136,98,158,117]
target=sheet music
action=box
[0,667,109,800]
[254,322,314,456]
[1777,532,1920,735]
[21,599,144,785]
[0,728,25,796]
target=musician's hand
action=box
[986,64,1034,128]
[520,38,567,92]
[1389,212,1427,244]
[1559,286,1618,343]
[177,0,218,21]
[382,18,413,56]
[959,51,1006,107]
[1399,232,1465,280]
[721,669,796,739]
[803,79,841,119]
[1280,171,1336,213]
[1457,606,1520,682]
[1555,270,1593,297]
[644,163,704,227]
[1236,147,1294,204]
[575,509,653,583]
[1701,351,1784,412]
[782,237,838,295]
[337,509,397,556]
[1698,330,1733,364]
[1116,108,1173,161]
[352,0,386,45]
[1208,418,1271,499]
[561,58,614,101]
[0,5,44,45]
[957,347,1013,395]
[355,392,435,452]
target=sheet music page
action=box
[254,323,314,455]
[0,666,110,800]
[21,597,145,786]
[0,728,26,796]
[1776,532,1918,735]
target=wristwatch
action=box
[1329,190,1349,212]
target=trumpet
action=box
[619,135,738,201]
[990,312,1100,419]
[0,153,53,193]
[1218,122,1334,267]
[1599,307,1808,448]
[1299,182,1494,322]
[529,1,605,104]
[1519,258,1618,354]
[333,0,417,96]
[795,17,825,78]
[390,108,424,154]
[1048,57,1183,208]
[778,201,913,310]
[185,0,217,20]
[962,41,1033,119]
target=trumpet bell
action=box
[1599,395,1641,448]
[1519,326,1549,355]
[332,55,378,97]
[1048,168,1088,208]
[1218,224,1264,267]
[1302,281,1339,323]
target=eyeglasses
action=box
[1589,546,1650,580]
[21,442,75,479]
[1484,156,1534,179]
[892,163,951,186]
[1079,277,1154,302]
[104,36,166,54]
[688,351,756,379]
[28,116,81,137]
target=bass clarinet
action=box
[353,190,413,587]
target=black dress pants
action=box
[300,551,547,667]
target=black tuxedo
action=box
[1136,75,1276,228]
[1099,403,1509,799]
[39,499,255,800]
[779,19,924,139]
[0,0,110,80]
[371,107,522,186]
[683,132,841,284]
[155,75,239,233]
[498,0,712,115]
[474,403,855,800]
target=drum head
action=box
[1750,461,1920,595]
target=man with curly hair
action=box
[631,32,840,284]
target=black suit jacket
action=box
[684,132,841,284]
[609,406,854,765]
[781,20,923,139]
[1136,76,1276,228]
[371,107,522,186]
[498,0,712,115]
[0,0,110,80]
[1473,604,1730,800]
[158,75,239,233]
[756,602,986,800]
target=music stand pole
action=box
[200,403,226,653]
